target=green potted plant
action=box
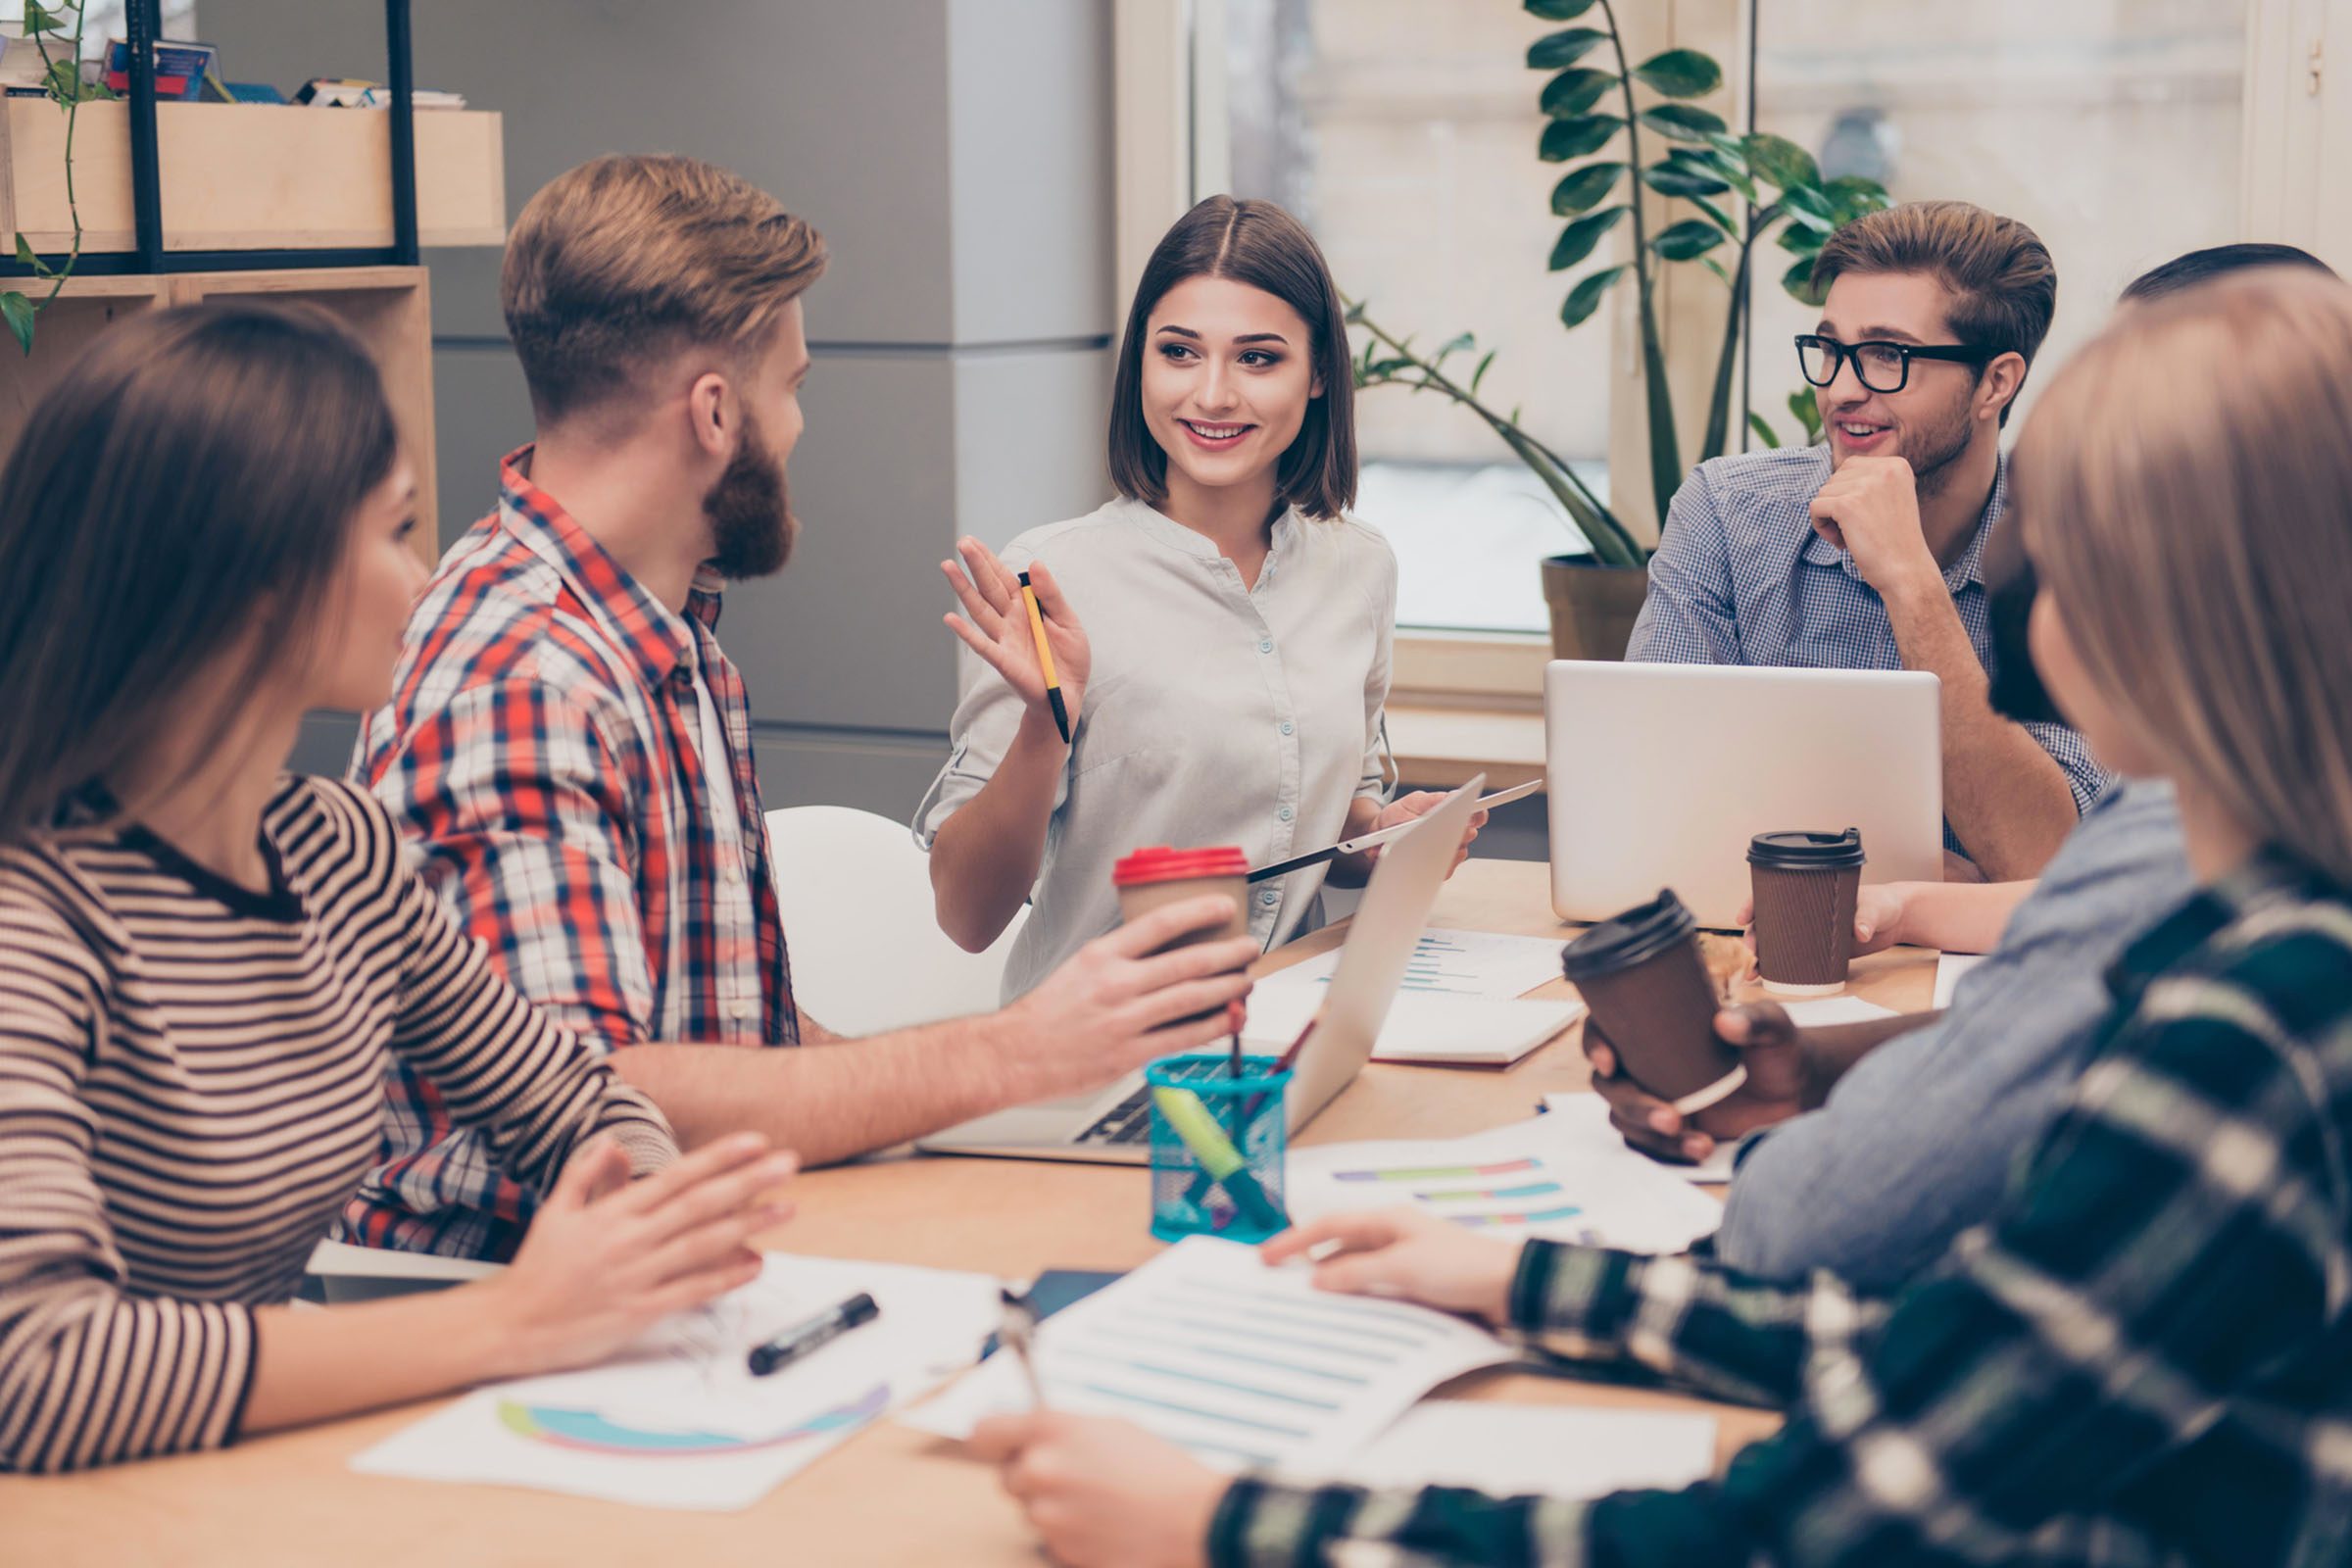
[2,0,109,355]
[1348,0,1887,660]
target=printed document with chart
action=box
[902,1237,1513,1474]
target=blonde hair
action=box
[1812,201,2056,425]
[2014,269,2352,883]
[501,154,827,423]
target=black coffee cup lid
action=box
[1747,828,1865,870]
[1560,888,1698,981]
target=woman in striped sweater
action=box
[0,304,799,1473]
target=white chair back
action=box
[761,805,1027,1036]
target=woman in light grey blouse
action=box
[915,198,1479,1000]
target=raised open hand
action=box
[940,537,1092,731]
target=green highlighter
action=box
[1151,1086,1290,1233]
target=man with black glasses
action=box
[1628,200,2100,880]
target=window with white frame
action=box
[1210,0,2261,640]
[1742,0,2249,441]
[1220,0,1606,636]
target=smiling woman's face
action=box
[1140,273,1321,502]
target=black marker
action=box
[746,1291,880,1377]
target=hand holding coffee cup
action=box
[1746,829,1866,996]
[1584,1003,1810,1162]
[1560,890,1747,1116]
[1114,848,1253,1025]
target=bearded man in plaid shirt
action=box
[343,156,1258,1260]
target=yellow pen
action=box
[1017,569,1072,745]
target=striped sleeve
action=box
[384,845,678,1185]
[385,859,677,1189]
[0,883,256,1474]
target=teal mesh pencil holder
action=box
[1145,1053,1292,1244]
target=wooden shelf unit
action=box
[0,267,440,562]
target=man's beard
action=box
[703,413,797,580]
[1890,380,1980,501]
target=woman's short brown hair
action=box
[1811,200,2056,426]
[1107,196,1357,520]
[502,154,827,425]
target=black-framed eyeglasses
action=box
[1794,333,2005,395]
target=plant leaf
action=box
[1539,66,1617,118]
[1527,26,1609,71]
[1539,113,1623,163]
[1549,161,1625,215]
[1777,182,1836,231]
[1650,219,1725,262]
[1700,255,1734,286]
[13,232,54,278]
[1639,104,1728,143]
[1471,348,1497,394]
[1560,264,1629,329]
[1740,132,1820,192]
[1433,331,1476,367]
[1640,163,1729,198]
[1747,412,1783,448]
[1822,174,1891,221]
[23,1,58,37]
[1549,206,1628,271]
[1,292,35,356]
[1524,0,1599,18]
[1788,387,1826,444]
[1685,193,1739,237]
[1778,220,1824,255]
[1632,48,1722,99]
[1782,255,1827,306]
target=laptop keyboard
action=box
[1077,1056,1233,1146]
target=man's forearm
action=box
[1883,582,2078,879]
[610,1015,1021,1166]
[1796,1012,1940,1109]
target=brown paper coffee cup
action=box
[1746,830,1865,997]
[1560,889,1745,1114]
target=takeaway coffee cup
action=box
[1559,889,1745,1115]
[1746,829,1866,997]
[1112,846,1251,955]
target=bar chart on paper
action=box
[1267,928,1567,998]
[901,1238,1512,1474]
[1329,1155,1592,1231]
[1287,1116,1727,1253]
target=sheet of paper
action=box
[1298,1399,1717,1497]
[1267,927,1568,999]
[901,1236,1512,1474]
[1286,1112,1724,1251]
[1244,980,1584,1065]
[352,1252,1000,1512]
[1934,952,1985,1008]
[1540,1092,1735,1184]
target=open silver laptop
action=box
[916,776,1489,1165]
[1545,662,1942,929]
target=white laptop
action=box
[1545,662,1942,929]
[916,776,1491,1165]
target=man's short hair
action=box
[1811,201,2056,425]
[2122,242,2335,304]
[501,155,827,424]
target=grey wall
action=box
[221,0,1116,818]
[249,1,1544,860]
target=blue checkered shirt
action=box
[1628,447,2107,849]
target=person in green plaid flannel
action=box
[967,267,2352,1568]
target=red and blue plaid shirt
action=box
[340,447,800,1260]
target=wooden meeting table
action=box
[0,858,1939,1567]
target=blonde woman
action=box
[969,270,2352,1566]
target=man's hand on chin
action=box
[1809,455,1941,599]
